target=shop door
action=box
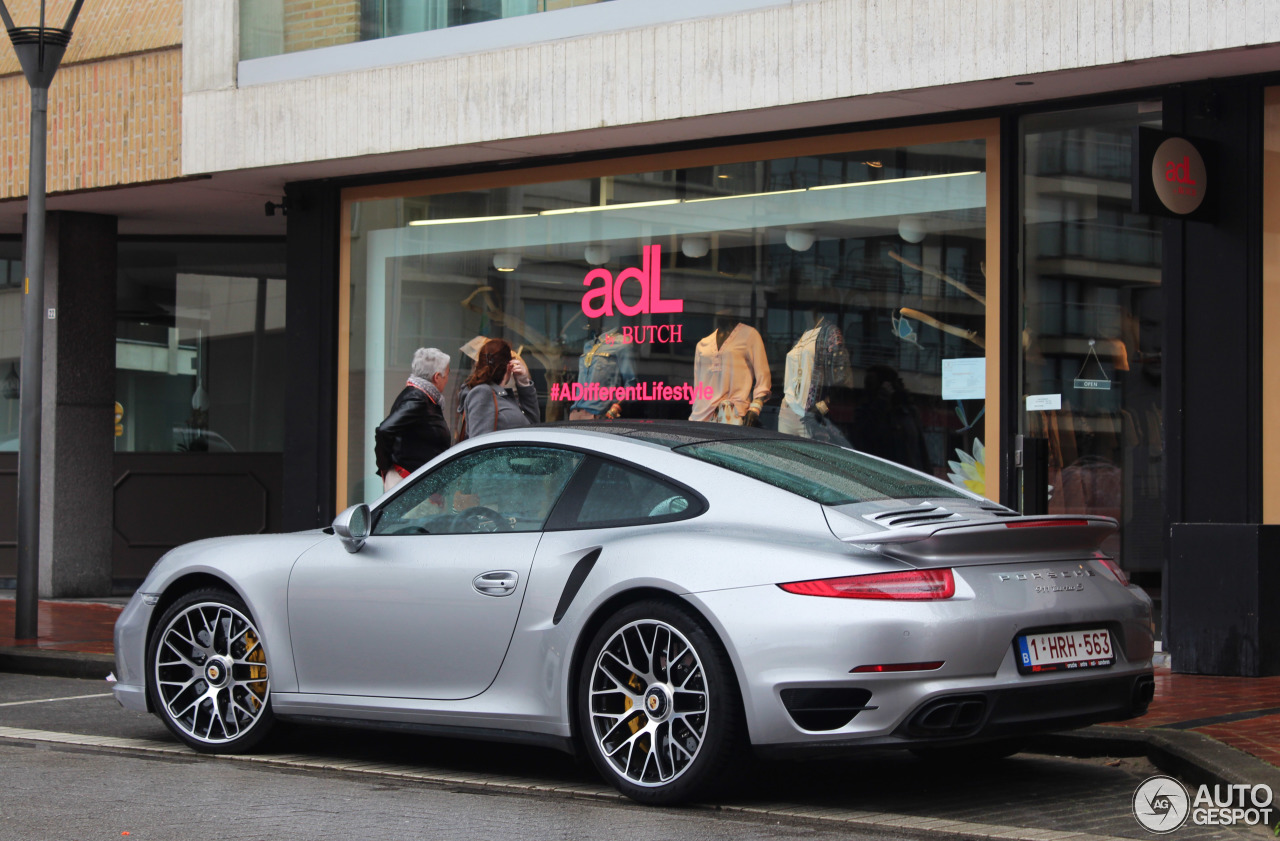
[1018,103,1165,615]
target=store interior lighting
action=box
[784,229,816,252]
[897,217,927,243]
[492,252,521,272]
[681,236,710,258]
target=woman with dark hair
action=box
[455,338,540,440]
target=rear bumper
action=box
[754,670,1154,759]
[689,572,1155,752]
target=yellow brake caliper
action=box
[244,631,267,710]
[626,672,645,738]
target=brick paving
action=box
[1107,665,1280,768]
[0,597,119,655]
[3,595,1280,772]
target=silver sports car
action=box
[113,422,1155,804]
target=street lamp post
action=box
[0,0,85,639]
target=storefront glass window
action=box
[115,240,287,453]
[1019,103,1164,594]
[343,129,996,505]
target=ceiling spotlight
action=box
[583,245,611,266]
[681,236,710,259]
[897,217,926,244]
[492,252,521,272]
[784,229,815,252]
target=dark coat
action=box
[374,386,451,476]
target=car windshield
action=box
[675,439,970,505]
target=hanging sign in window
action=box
[1073,339,1113,391]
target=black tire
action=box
[576,599,745,805]
[146,587,275,753]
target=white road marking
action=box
[0,693,113,707]
[0,725,1133,841]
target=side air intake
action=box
[781,688,875,731]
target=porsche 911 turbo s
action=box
[112,421,1155,804]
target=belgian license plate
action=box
[1016,628,1114,674]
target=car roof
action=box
[540,420,802,449]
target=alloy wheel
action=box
[153,600,270,746]
[587,618,709,787]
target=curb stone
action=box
[0,647,114,680]
[1029,726,1280,808]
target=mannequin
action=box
[689,312,770,425]
[779,313,850,442]
[569,316,637,420]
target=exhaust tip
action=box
[1132,675,1155,715]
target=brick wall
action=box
[0,49,182,198]
[0,0,181,75]
[283,0,361,54]
[0,0,182,199]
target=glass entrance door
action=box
[1019,103,1165,616]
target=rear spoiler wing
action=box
[826,511,1118,567]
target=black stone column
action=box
[283,182,339,530]
[1163,80,1272,675]
[36,211,115,597]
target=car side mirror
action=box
[332,503,371,554]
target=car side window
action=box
[572,461,698,527]
[373,446,584,536]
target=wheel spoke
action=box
[159,639,200,671]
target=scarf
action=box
[407,375,442,403]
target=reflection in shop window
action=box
[343,133,994,505]
[0,238,23,451]
[1019,103,1164,601]
[116,241,287,454]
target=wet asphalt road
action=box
[0,673,1268,841]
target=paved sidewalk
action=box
[0,594,122,678]
[3,593,1279,798]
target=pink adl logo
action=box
[581,244,684,318]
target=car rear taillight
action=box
[779,569,955,600]
[1095,554,1130,586]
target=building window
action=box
[240,0,613,60]
[1019,102,1164,591]
[0,237,22,448]
[115,240,287,453]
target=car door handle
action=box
[473,570,519,596]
